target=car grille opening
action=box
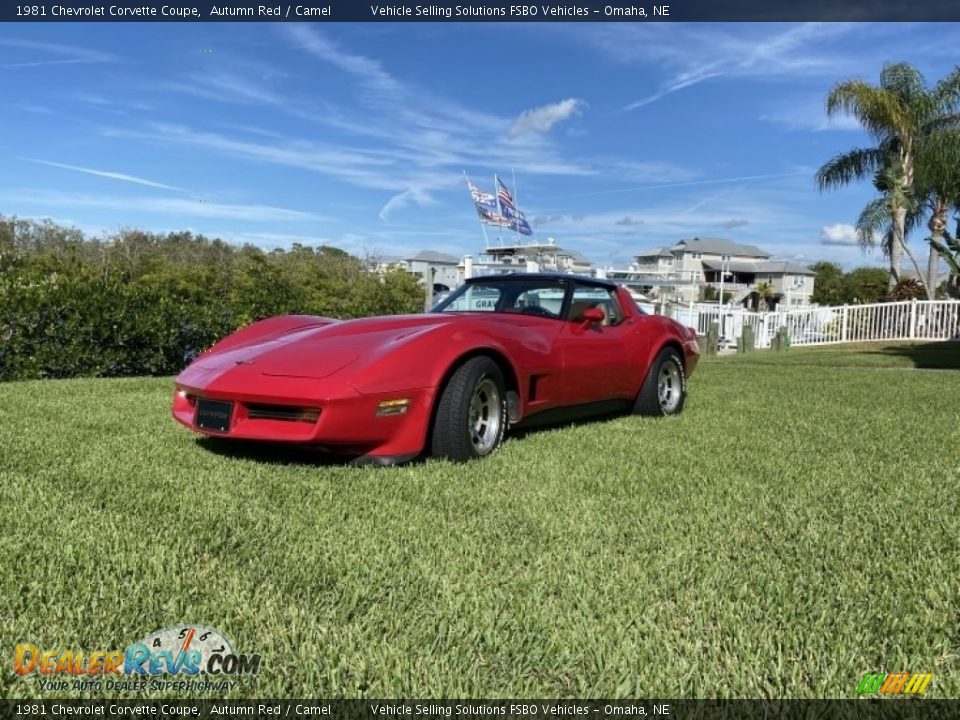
[246,403,320,423]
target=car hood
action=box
[194,314,459,379]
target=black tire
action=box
[633,348,686,417]
[431,356,507,462]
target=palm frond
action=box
[815,147,884,191]
[931,66,960,113]
[913,129,960,201]
[923,112,960,133]
[929,237,960,276]
[881,62,928,99]
[855,197,890,251]
[826,80,909,138]
[905,201,928,238]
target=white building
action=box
[462,239,593,279]
[367,250,461,294]
[611,237,816,307]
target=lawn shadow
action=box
[196,437,364,467]
[507,404,632,441]
[864,340,960,369]
[195,405,634,467]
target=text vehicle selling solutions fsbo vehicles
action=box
[172,274,700,464]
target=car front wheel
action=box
[431,356,507,462]
[634,348,686,416]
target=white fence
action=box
[667,299,960,349]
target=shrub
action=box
[0,219,424,381]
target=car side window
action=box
[567,285,624,326]
[511,286,566,317]
[443,285,502,311]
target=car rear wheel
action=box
[634,348,686,416]
[431,357,507,462]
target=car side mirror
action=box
[581,307,605,325]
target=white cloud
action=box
[820,223,860,245]
[0,38,115,68]
[760,95,864,132]
[379,189,436,221]
[566,23,862,110]
[278,26,593,182]
[104,123,404,189]
[282,25,401,99]
[14,104,55,115]
[165,73,286,106]
[539,170,807,201]
[25,158,189,193]
[5,190,321,223]
[508,99,585,138]
[625,70,723,110]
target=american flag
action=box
[496,177,517,213]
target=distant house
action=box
[625,237,815,307]
[404,250,461,292]
[366,250,461,293]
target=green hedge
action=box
[0,221,423,381]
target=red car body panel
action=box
[172,279,699,463]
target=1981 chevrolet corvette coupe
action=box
[173,274,700,464]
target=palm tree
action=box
[933,219,960,296]
[913,128,960,296]
[816,62,960,291]
[853,157,931,298]
[753,281,774,311]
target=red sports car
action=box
[172,274,699,464]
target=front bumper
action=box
[172,381,436,460]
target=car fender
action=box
[347,323,521,398]
[640,318,699,375]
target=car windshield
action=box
[431,278,568,319]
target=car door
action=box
[556,283,637,406]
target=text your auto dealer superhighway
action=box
[49,5,201,16]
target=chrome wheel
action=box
[657,360,682,414]
[468,378,502,455]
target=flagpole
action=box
[494,174,502,246]
[464,171,490,248]
[511,167,522,245]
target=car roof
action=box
[465,272,617,290]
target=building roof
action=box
[701,259,815,275]
[635,247,674,259]
[404,250,460,264]
[756,260,816,276]
[672,237,771,258]
[701,259,761,274]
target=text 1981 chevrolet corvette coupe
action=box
[172,274,700,464]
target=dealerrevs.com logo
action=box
[14,625,261,693]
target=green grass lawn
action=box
[2,341,959,699]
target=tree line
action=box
[807,262,926,306]
[817,61,960,299]
[0,217,423,381]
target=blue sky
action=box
[3,22,960,269]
